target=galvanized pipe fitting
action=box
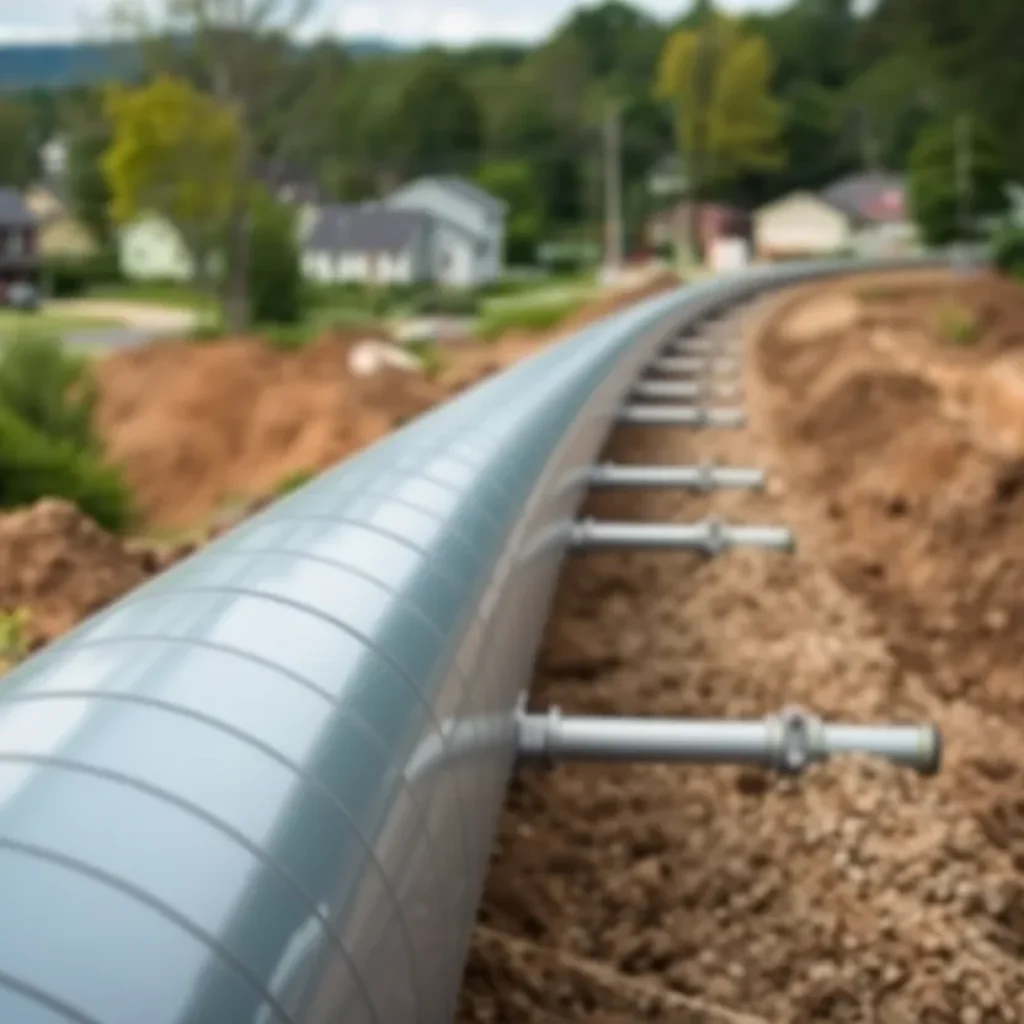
[517,706,942,776]
[617,405,747,428]
[587,463,766,491]
[652,355,739,375]
[570,518,795,554]
[632,380,742,401]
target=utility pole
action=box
[955,112,973,241]
[603,100,624,282]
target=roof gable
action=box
[820,172,906,223]
[305,204,430,254]
[0,188,35,228]
[398,176,507,216]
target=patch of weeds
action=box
[406,339,446,379]
[935,301,979,346]
[475,297,580,342]
[0,607,30,667]
[272,469,315,496]
[261,323,316,352]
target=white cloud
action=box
[1,0,788,47]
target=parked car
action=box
[1,281,39,312]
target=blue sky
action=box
[0,0,786,46]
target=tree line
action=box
[0,0,1020,327]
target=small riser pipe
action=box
[587,464,766,491]
[632,380,741,401]
[517,711,942,776]
[617,405,747,428]
[570,519,795,553]
[651,356,739,375]
[667,340,742,356]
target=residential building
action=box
[384,176,506,286]
[754,172,917,260]
[645,201,750,255]
[0,187,39,291]
[24,179,97,259]
[302,205,431,286]
[301,175,508,289]
[820,171,916,255]
[117,214,196,281]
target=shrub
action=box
[0,607,30,666]
[248,188,304,325]
[406,338,445,379]
[935,301,979,346]
[992,224,1024,277]
[476,297,580,342]
[0,401,134,532]
[261,322,315,352]
[408,290,480,316]
[42,249,122,298]
[0,331,99,450]
[272,469,315,496]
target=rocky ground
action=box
[457,270,1024,1023]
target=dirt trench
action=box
[457,278,1024,1023]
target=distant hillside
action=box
[0,38,404,91]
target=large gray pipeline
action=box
[0,258,940,1024]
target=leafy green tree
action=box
[0,99,37,187]
[393,57,483,177]
[655,10,784,255]
[907,116,1009,245]
[476,160,545,263]
[102,74,242,294]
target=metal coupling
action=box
[516,705,942,776]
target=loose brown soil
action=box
[458,272,1024,1023]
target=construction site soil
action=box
[4,269,1024,1020]
[458,270,1024,1024]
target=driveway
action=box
[47,299,200,351]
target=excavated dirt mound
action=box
[457,274,1024,1023]
[0,500,152,652]
[94,274,682,531]
[95,332,446,529]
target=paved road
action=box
[49,299,200,352]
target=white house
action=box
[301,175,508,289]
[753,191,851,260]
[117,214,196,281]
[754,173,917,260]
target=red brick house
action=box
[0,187,40,301]
[645,201,751,256]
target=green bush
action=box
[0,401,134,532]
[992,224,1024,277]
[936,301,979,346]
[408,290,480,316]
[0,331,99,450]
[42,249,122,298]
[476,297,580,342]
[248,189,305,325]
[260,322,316,352]
[0,331,134,530]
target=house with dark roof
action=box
[0,187,39,291]
[301,176,508,289]
[754,172,917,260]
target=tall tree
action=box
[110,0,321,331]
[392,57,483,177]
[0,99,37,187]
[102,74,241,293]
[655,9,784,258]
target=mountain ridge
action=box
[0,38,405,91]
